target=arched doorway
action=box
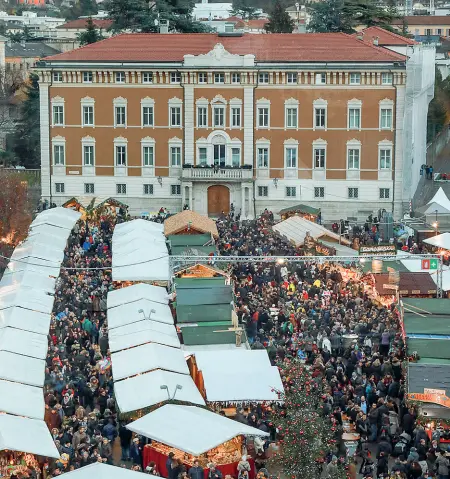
[208,185,230,216]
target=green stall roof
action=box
[407,338,450,360]
[177,304,231,323]
[175,277,226,288]
[402,298,450,315]
[278,204,320,216]
[178,320,233,328]
[361,260,410,273]
[168,234,213,246]
[171,245,216,255]
[417,358,450,365]
[404,315,450,336]
[176,286,232,306]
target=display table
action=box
[143,446,256,479]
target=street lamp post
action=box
[160,384,183,401]
[138,308,156,320]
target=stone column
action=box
[243,87,254,167]
[184,84,194,165]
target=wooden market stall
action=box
[164,210,219,238]
[278,204,320,222]
[63,196,127,219]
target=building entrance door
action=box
[207,185,230,216]
[213,144,226,167]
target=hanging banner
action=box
[407,392,450,408]
[359,244,397,257]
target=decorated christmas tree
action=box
[269,359,347,479]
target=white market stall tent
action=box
[0,270,56,294]
[57,462,159,479]
[0,351,45,387]
[110,318,178,338]
[0,327,48,360]
[5,258,62,278]
[0,414,60,458]
[109,325,180,352]
[111,342,189,381]
[422,187,450,215]
[27,227,72,249]
[108,283,169,309]
[114,369,205,414]
[127,405,269,456]
[30,207,81,230]
[0,307,51,335]
[424,232,450,249]
[272,216,351,247]
[107,299,174,329]
[0,379,44,420]
[11,242,65,264]
[114,219,164,235]
[0,286,54,315]
[190,350,284,403]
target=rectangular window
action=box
[286,147,297,168]
[53,144,65,165]
[83,106,94,126]
[171,184,181,196]
[197,107,207,128]
[198,147,207,165]
[348,187,359,199]
[348,108,361,129]
[170,146,181,166]
[213,106,225,128]
[83,145,94,166]
[380,188,390,199]
[84,183,94,194]
[379,149,392,169]
[437,28,443,35]
[143,146,154,166]
[170,72,181,83]
[142,72,153,84]
[315,73,326,84]
[315,107,326,128]
[55,182,65,193]
[83,71,93,83]
[116,183,127,194]
[142,106,154,127]
[198,73,208,84]
[258,186,268,197]
[115,145,127,166]
[214,73,225,84]
[286,186,297,197]
[232,147,240,167]
[258,72,269,84]
[231,107,241,128]
[380,108,392,129]
[170,106,181,127]
[258,107,269,128]
[143,184,154,195]
[232,73,241,84]
[257,148,268,168]
[347,149,360,169]
[314,148,326,169]
[286,107,298,128]
[287,72,297,84]
[52,105,64,126]
[349,73,361,85]
[381,72,393,85]
[314,187,325,198]
[115,72,126,83]
[53,72,63,82]
[115,106,126,126]
[425,28,432,36]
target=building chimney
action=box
[159,20,169,33]
[356,31,364,41]
[373,36,379,46]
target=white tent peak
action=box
[50,463,159,479]
[424,232,450,249]
[423,187,450,214]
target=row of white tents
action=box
[0,207,81,459]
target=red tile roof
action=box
[353,26,416,45]
[44,32,406,63]
[57,18,113,29]
[245,19,269,29]
[392,15,450,25]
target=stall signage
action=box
[407,392,450,408]
[383,284,398,291]
[359,244,397,257]
[421,259,438,270]
[424,388,446,395]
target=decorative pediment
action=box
[141,97,155,104]
[211,94,227,104]
[313,138,327,145]
[141,136,155,143]
[113,97,127,103]
[81,96,95,103]
[229,97,243,105]
[51,96,64,103]
[52,135,66,142]
[184,43,255,68]
[313,98,327,105]
[348,98,362,105]
[256,97,271,105]
[231,137,241,142]
[379,98,394,105]
[378,139,393,146]
[285,97,299,105]
[169,136,182,143]
[169,97,182,104]
[114,136,128,143]
[284,138,299,145]
[81,136,95,142]
[256,137,271,144]
[196,97,208,104]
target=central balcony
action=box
[181,165,253,182]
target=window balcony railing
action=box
[181,164,253,181]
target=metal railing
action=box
[182,167,253,180]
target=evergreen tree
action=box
[12,73,40,169]
[77,17,105,45]
[230,0,259,20]
[269,360,347,479]
[342,0,395,29]
[307,0,353,33]
[265,0,294,33]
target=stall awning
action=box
[164,211,219,239]
[11,242,64,264]
[0,307,51,336]
[278,204,320,216]
[115,369,205,414]
[30,207,81,230]
[0,414,60,458]
[0,351,45,387]
[5,259,61,278]
[372,272,437,295]
[0,286,54,315]
[191,350,284,402]
[107,299,174,329]
[424,232,450,249]
[114,219,164,236]
[57,462,158,479]
[0,379,44,420]
[107,284,169,309]
[0,327,48,360]
[111,342,189,381]
[0,270,56,294]
[408,361,450,405]
[127,405,269,456]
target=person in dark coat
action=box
[130,438,143,467]
[119,422,133,461]
[188,460,204,479]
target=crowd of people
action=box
[216,211,441,479]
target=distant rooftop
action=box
[6,41,60,58]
